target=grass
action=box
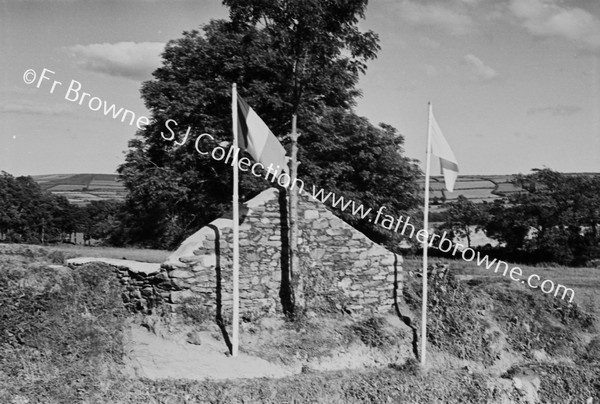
[95,367,504,404]
[0,242,171,263]
[403,255,600,312]
[350,316,397,348]
[1,248,598,403]
[404,255,598,367]
[0,258,127,403]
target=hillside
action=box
[420,172,600,204]
[418,174,521,204]
[31,173,516,206]
[32,173,126,206]
[31,172,600,207]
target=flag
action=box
[429,110,459,192]
[236,95,288,174]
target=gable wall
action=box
[160,188,402,318]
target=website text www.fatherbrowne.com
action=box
[23,67,574,304]
[190,133,575,304]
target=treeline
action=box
[2,169,599,266]
[440,169,600,266]
[0,172,122,245]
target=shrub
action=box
[404,270,498,365]
[176,295,213,326]
[0,262,126,402]
[389,357,421,376]
[486,284,594,360]
[351,316,396,348]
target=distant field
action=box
[31,172,599,206]
[444,188,501,202]
[0,243,170,263]
[452,180,495,190]
[418,174,521,203]
[32,173,126,205]
[43,244,172,263]
[46,184,88,191]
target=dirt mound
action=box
[123,322,294,380]
[123,306,415,381]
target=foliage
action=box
[389,357,421,376]
[118,1,420,249]
[77,199,125,244]
[503,363,600,403]
[0,171,80,244]
[404,257,596,369]
[350,316,396,348]
[299,111,421,244]
[587,336,600,362]
[74,367,504,403]
[176,295,213,326]
[0,260,126,403]
[223,0,380,112]
[486,169,600,265]
[0,171,127,246]
[440,195,490,247]
[403,269,498,365]
[486,281,595,360]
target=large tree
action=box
[0,172,78,244]
[118,1,420,249]
[441,195,489,248]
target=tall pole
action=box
[289,114,302,311]
[231,83,240,357]
[421,102,433,367]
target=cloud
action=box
[0,100,74,116]
[65,42,165,80]
[463,54,498,81]
[396,1,474,35]
[527,104,583,116]
[508,0,600,51]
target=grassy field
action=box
[11,243,172,263]
[31,173,126,205]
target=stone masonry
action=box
[161,187,403,318]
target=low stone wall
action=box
[67,258,170,313]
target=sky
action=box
[1,0,599,176]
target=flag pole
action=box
[289,114,302,311]
[231,83,240,357]
[421,102,433,367]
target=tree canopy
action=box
[0,171,124,246]
[118,1,421,249]
[484,169,600,265]
[0,172,77,244]
[441,195,489,248]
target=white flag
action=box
[236,95,288,174]
[429,110,459,192]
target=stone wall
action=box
[67,257,169,313]
[161,187,403,318]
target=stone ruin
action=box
[70,187,404,318]
[161,187,402,317]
